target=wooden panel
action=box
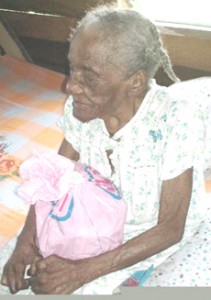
[0,14,33,61]
[1,1,211,76]
[19,37,70,74]
[158,23,211,40]
[1,11,76,42]
[156,66,211,86]
[0,0,116,18]
[18,35,211,81]
[162,34,211,72]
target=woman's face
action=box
[66,28,131,123]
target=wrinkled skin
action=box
[66,25,147,132]
[28,255,90,294]
[1,236,41,294]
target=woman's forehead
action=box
[68,29,110,69]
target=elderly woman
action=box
[1,6,210,295]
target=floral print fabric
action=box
[58,78,211,293]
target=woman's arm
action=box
[29,167,193,294]
[58,138,79,161]
[83,167,193,278]
[1,139,79,294]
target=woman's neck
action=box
[104,90,148,136]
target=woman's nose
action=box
[66,73,83,95]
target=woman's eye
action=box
[84,72,98,85]
[85,75,94,84]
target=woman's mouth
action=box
[73,100,88,110]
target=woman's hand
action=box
[27,168,193,295]
[1,237,41,294]
[1,205,40,294]
[29,255,89,294]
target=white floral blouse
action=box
[58,78,211,294]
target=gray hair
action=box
[70,6,179,82]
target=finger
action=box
[23,278,30,289]
[8,277,17,294]
[15,263,30,292]
[29,268,65,295]
[40,255,68,272]
[3,265,17,294]
[28,264,36,276]
[16,278,30,292]
[1,274,8,286]
[28,256,43,276]
[35,260,47,273]
[1,263,11,286]
[29,274,50,295]
[1,263,17,293]
[34,255,61,273]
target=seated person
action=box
[1,5,211,295]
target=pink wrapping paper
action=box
[17,152,127,260]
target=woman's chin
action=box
[73,109,95,123]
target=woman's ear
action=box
[129,70,148,96]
